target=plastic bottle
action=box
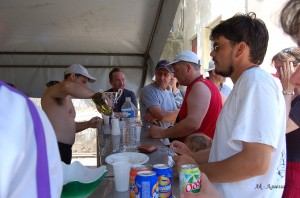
[121,97,136,148]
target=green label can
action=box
[179,164,201,193]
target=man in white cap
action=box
[41,64,102,164]
[149,51,222,141]
[206,61,232,104]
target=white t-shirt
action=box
[220,84,232,97]
[209,68,286,198]
[0,83,63,197]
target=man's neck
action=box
[112,88,123,92]
[230,64,258,84]
[186,74,202,86]
[153,82,167,90]
[208,76,221,87]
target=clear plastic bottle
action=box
[121,97,136,149]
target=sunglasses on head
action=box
[282,48,300,63]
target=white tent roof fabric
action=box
[0,0,180,97]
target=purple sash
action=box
[0,82,51,197]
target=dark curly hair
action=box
[210,12,269,65]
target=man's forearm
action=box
[157,109,179,123]
[198,146,271,183]
[192,148,210,164]
[75,121,90,132]
[163,118,199,138]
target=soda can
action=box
[152,164,172,198]
[179,164,201,193]
[130,165,151,198]
[135,171,159,198]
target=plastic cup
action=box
[103,114,110,125]
[111,136,121,152]
[111,118,121,136]
[111,156,129,164]
[135,125,141,141]
[113,161,131,192]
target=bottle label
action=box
[122,109,135,118]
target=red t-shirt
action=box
[178,77,222,140]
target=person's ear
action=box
[235,41,247,57]
[186,63,192,72]
[70,73,76,80]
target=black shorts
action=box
[58,142,72,164]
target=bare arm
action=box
[46,81,95,99]
[150,82,211,138]
[147,105,179,123]
[280,62,299,133]
[76,116,102,133]
[199,142,273,183]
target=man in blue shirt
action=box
[140,60,179,128]
[105,67,138,115]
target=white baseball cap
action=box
[167,51,200,67]
[64,64,96,83]
[205,61,215,72]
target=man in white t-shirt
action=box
[171,13,286,198]
[0,81,63,197]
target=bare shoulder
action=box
[189,81,211,97]
[41,85,67,107]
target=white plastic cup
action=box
[135,125,141,141]
[112,136,121,152]
[103,114,110,125]
[111,156,129,164]
[113,161,131,192]
[111,118,121,135]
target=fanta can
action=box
[135,171,158,198]
[130,165,151,198]
[152,164,172,198]
[179,164,201,193]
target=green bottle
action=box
[92,92,112,116]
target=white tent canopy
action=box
[0,0,180,97]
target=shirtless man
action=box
[41,64,102,164]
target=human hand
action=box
[89,116,102,128]
[149,125,165,138]
[180,173,223,198]
[144,112,158,125]
[171,140,193,156]
[173,154,197,173]
[280,61,295,92]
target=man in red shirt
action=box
[149,51,222,141]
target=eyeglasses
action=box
[212,41,237,52]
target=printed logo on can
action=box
[152,164,172,198]
[158,176,172,197]
[180,164,201,193]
